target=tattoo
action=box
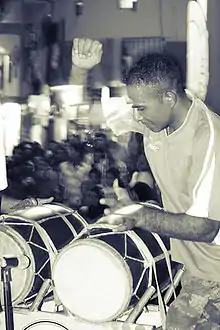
[131,206,220,243]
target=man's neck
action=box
[168,96,192,134]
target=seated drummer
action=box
[70,38,220,330]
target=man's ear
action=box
[162,91,177,108]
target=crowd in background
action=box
[5,130,161,222]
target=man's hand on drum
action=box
[98,178,164,231]
[100,178,131,214]
[72,38,103,70]
[98,178,137,231]
[98,211,137,232]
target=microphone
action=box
[0,255,31,270]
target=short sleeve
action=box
[186,117,214,218]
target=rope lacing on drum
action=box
[152,233,176,301]
[35,258,50,276]
[124,229,167,330]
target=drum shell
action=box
[0,203,87,306]
[80,226,171,304]
[52,223,173,323]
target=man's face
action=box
[127,85,175,132]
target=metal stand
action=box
[1,267,14,330]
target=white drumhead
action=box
[53,239,133,322]
[0,227,35,305]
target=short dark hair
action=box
[125,53,185,95]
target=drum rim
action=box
[12,203,88,239]
[0,222,36,305]
[52,238,133,323]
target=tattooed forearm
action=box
[69,65,88,85]
[131,206,219,242]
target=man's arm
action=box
[69,38,103,85]
[134,206,220,243]
[69,65,88,85]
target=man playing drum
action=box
[70,38,220,329]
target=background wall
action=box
[52,0,189,88]
[52,0,220,113]
[53,0,188,41]
[0,0,220,112]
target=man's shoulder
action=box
[201,103,220,141]
[191,96,220,138]
[192,93,220,125]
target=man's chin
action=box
[145,125,162,133]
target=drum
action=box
[53,220,175,323]
[0,309,153,330]
[0,203,87,306]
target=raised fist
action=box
[72,38,103,70]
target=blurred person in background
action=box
[88,167,102,186]
[79,185,107,223]
[107,140,129,182]
[102,167,120,202]
[28,84,51,147]
[59,139,93,209]
[129,153,155,190]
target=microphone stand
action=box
[1,264,15,330]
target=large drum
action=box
[0,203,87,306]
[0,309,152,330]
[52,210,177,323]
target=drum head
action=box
[0,225,35,305]
[53,239,133,322]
